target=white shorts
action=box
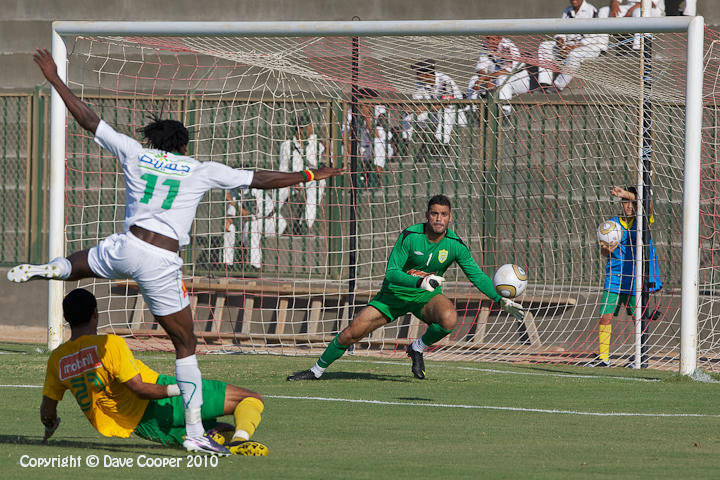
[88,231,189,316]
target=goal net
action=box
[52,19,712,371]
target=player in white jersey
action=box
[10,48,344,455]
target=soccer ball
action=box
[493,264,528,299]
[597,220,622,246]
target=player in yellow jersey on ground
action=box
[17,48,342,455]
[41,288,267,456]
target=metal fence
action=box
[0,93,46,266]
[2,92,692,291]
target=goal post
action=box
[48,29,68,350]
[680,15,704,375]
[47,17,704,374]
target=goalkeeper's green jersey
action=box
[380,222,502,303]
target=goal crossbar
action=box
[52,17,694,36]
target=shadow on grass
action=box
[395,397,434,402]
[0,346,30,354]
[319,371,412,382]
[0,435,178,456]
[511,364,662,381]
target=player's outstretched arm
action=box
[123,374,182,400]
[455,246,502,302]
[33,48,100,134]
[250,166,344,190]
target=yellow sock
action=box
[232,397,264,441]
[599,324,612,362]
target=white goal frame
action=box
[48,17,704,374]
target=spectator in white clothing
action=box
[222,189,240,266]
[598,1,666,52]
[342,88,393,189]
[537,0,603,92]
[242,188,288,270]
[600,0,665,18]
[468,36,530,114]
[279,114,326,231]
[408,59,464,145]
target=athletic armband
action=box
[303,169,315,182]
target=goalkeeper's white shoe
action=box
[183,434,231,456]
[7,260,64,283]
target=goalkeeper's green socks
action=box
[411,323,452,353]
[310,335,348,377]
[311,326,452,377]
[421,323,453,348]
[232,397,264,441]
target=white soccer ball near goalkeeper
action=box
[493,264,528,299]
[597,220,622,246]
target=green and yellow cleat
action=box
[227,440,269,456]
[206,423,235,445]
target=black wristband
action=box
[416,278,423,288]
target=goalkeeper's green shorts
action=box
[600,290,636,316]
[133,375,227,446]
[368,288,440,323]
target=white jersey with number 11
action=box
[93,120,254,247]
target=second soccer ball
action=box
[493,264,528,299]
[597,220,622,246]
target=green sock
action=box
[421,323,453,347]
[317,336,349,368]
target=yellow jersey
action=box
[42,334,159,438]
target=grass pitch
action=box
[1,341,719,479]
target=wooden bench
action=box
[112,278,576,349]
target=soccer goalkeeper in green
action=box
[287,194,525,381]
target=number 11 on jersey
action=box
[140,173,180,210]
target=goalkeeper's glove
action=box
[417,274,445,292]
[42,417,60,444]
[499,297,525,321]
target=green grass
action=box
[1,342,720,479]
